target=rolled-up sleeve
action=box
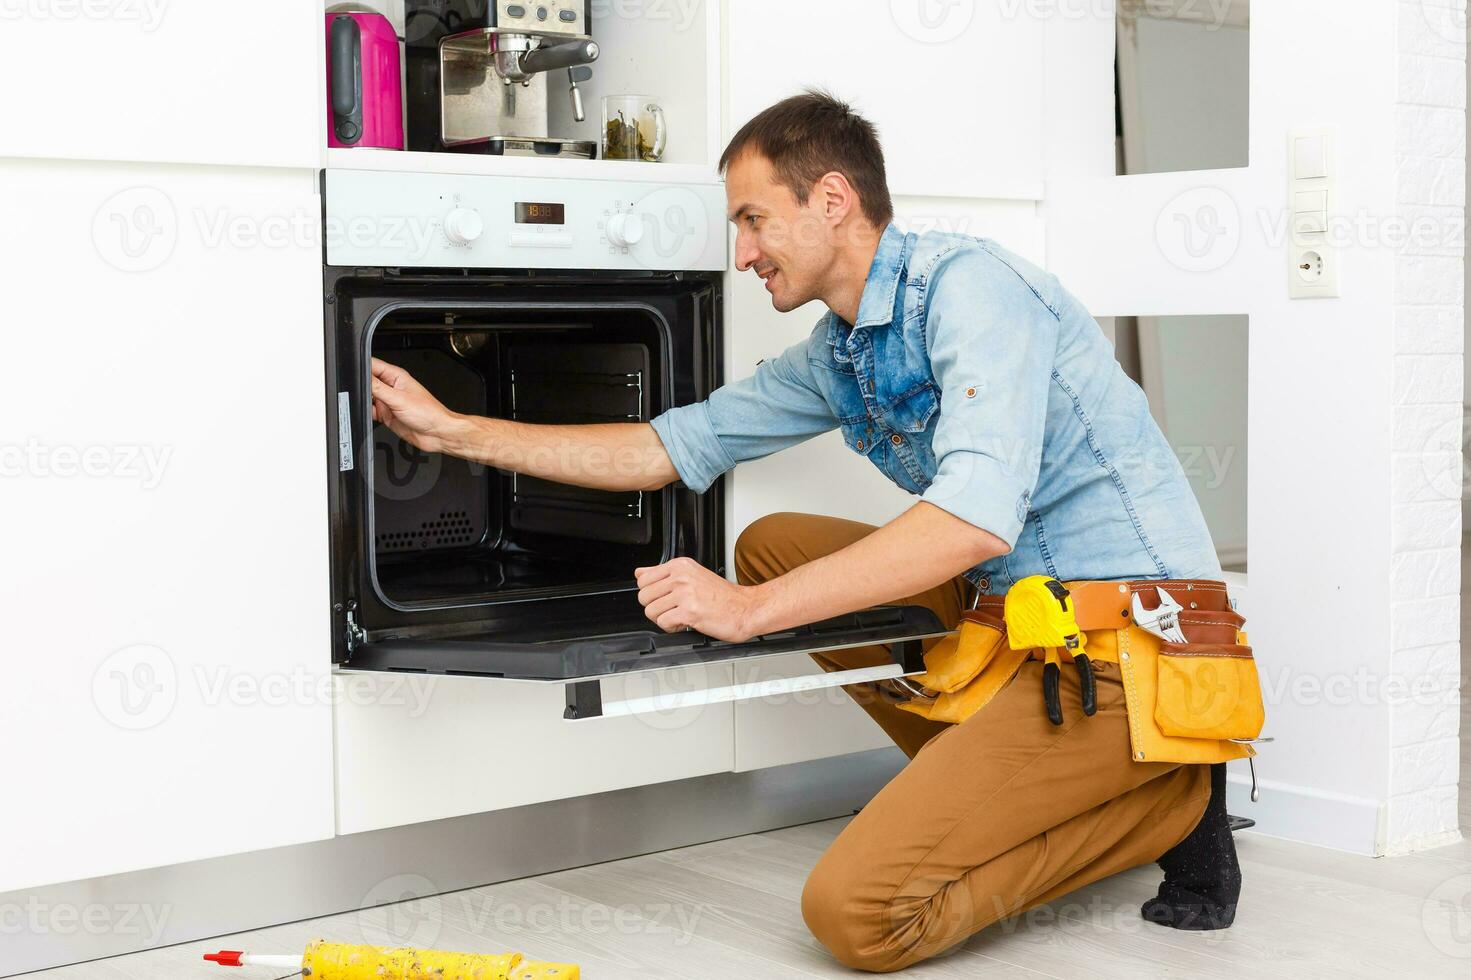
[650,330,837,493]
[919,250,1061,548]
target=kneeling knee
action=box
[801,865,907,973]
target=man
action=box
[371,92,1243,971]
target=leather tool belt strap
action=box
[896,578,1264,766]
[970,579,1239,653]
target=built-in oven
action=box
[322,169,948,719]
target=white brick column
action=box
[1388,0,1466,851]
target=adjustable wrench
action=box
[1131,587,1187,643]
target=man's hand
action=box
[371,358,464,455]
[635,557,764,642]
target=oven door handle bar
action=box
[563,660,919,721]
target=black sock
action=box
[1140,762,1242,930]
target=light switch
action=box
[1293,211,1329,235]
[1294,190,1328,213]
[1288,127,1338,299]
[1294,136,1328,179]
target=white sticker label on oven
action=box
[338,392,354,472]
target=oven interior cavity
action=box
[369,306,668,608]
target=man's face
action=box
[725,152,837,313]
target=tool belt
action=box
[895,579,1265,766]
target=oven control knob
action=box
[443,208,484,246]
[604,212,645,248]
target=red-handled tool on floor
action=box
[204,940,577,979]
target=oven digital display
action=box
[515,203,565,225]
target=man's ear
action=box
[814,171,856,223]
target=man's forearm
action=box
[744,502,1008,634]
[442,416,679,493]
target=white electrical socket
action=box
[1288,128,1340,299]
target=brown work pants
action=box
[735,513,1212,973]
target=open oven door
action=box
[339,603,950,720]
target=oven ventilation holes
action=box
[377,510,476,551]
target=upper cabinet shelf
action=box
[330,0,726,175]
[326,148,720,186]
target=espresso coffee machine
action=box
[405,1,600,156]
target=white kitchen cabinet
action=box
[0,3,322,168]
[334,671,735,835]
[731,655,892,772]
[0,159,333,892]
[726,0,1046,199]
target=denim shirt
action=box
[651,224,1222,593]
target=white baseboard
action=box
[1227,766,1384,855]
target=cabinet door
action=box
[0,160,332,892]
[726,0,1045,198]
[334,668,737,835]
[0,3,321,167]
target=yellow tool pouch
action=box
[895,612,1031,725]
[895,580,1267,766]
[1155,642,1265,741]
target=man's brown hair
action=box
[719,90,894,228]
